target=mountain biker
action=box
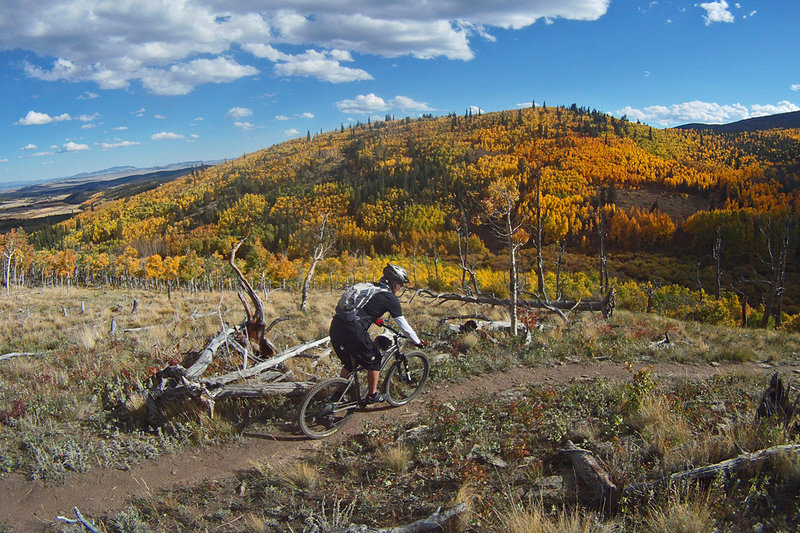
[329,263,425,404]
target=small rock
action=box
[468,444,508,468]
[399,424,428,442]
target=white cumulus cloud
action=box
[226,106,253,119]
[284,128,300,136]
[151,131,185,140]
[336,93,433,114]
[60,141,90,152]
[21,144,37,150]
[234,121,256,130]
[618,100,800,127]
[2,0,609,93]
[98,140,141,149]
[15,110,71,125]
[699,1,734,25]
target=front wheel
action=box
[298,378,358,439]
[383,351,429,406]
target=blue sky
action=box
[1,0,799,188]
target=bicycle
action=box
[298,321,430,439]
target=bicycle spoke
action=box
[383,351,429,406]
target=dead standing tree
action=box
[230,236,280,358]
[300,211,336,312]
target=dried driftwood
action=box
[306,503,467,533]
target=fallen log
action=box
[307,502,467,533]
[561,440,619,509]
[416,288,616,319]
[0,351,43,362]
[210,382,311,399]
[185,326,236,379]
[623,444,800,498]
[201,336,331,387]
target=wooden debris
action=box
[146,326,331,425]
[757,372,798,426]
[0,351,42,362]
[306,503,467,533]
[561,440,619,510]
[623,444,800,498]
[56,507,100,533]
[415,288,616,319]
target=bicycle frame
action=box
[298,322,429,438]
[334,327,407,409]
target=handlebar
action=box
[375,318,427,348]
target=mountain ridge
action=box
[675,109,800,133]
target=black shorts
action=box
[329,315,382,371]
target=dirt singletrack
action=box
[0,359,793,531]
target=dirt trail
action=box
[0,359,792,531]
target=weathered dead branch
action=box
[201,336,331,387]
[230,236,283,357]
[306,503,467,533]
[623,444,800,498]
[56,507,100,533]
[0,351,43,362]
[415,288,616,319]
[146,324,330,425]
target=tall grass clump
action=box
[643,489,716,533]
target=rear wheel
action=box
[298,378,358,439]
[383,351,429,406]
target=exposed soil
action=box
[0,359,794,531]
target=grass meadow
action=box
[1,285,800,531]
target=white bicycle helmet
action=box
[382,263,410,284]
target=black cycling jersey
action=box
[330,286,404,372]
[355,290,402,329]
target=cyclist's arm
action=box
[394,315,422,345]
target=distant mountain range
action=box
[675,110,800,133]
[0,161,222,196]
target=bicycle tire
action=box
[298,378,358,439]
[383,351,429,406]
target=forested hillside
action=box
[2,104,799,322]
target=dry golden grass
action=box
[444,483,476,533]
[497,500,615,533]
[279,461,319,491]
[378,445,412,474]
[644,489,715,533]
[627,394,692,465]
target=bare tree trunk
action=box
[507,211,519,336]
[555,239,566,300]
[534,170,547,299]
[4,251,14,296]
[713,227,723,299]
[300,253,320,312]
[597,210,608,293]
